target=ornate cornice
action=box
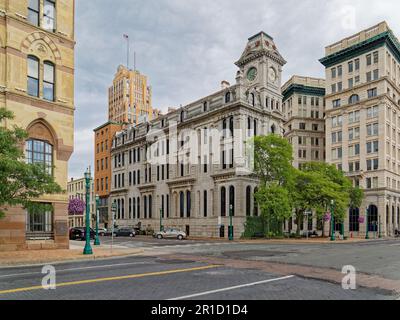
[320,31,400,67]
[282,84,326,101]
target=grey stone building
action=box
[109,32,287,238]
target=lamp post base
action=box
[83,244,93,255]
[94,237,101,246]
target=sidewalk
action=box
[0,242,143,267]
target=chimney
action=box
[221,80,230,90]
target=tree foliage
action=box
[253,134,294,186]
[0,108,63,218]
[253,134,364,237]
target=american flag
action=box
[123,34,129,39]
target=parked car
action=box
[104,228,119,236]
[69,227,95,241]
[115,228,136,237]
[98,228,107,236]
[154,229,187,240]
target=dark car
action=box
[115,228,135,237]
[69,227,95,241]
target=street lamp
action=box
[83,168,93,255]
[94,194,100,246]
[229,204,233,241]
[330,200,335,241]
[111,202,117,253]
[365,207,370,240]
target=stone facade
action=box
[282,76,326,169]
[0,0,75,251]
[109,32,287,239]
[321,21,400,237]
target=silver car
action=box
[154,228,187,240]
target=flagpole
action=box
[127,36,130,69]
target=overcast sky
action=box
[69,0,400,178]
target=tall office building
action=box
[320,21,400,237]
[282,76,326,169]
[108,65,157,124]
[0,0,75,250]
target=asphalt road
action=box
[0,237,399,300]
[0,255,393,300]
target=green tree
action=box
[253,134,294,186]
[255,183,292,237]
[296,162,364,237]
[252,135,295,237]
[0,108,63,218]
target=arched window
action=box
[393,206,395,225]
[25,139,53,175]
[203,191,208,217]
[117,199,121,219]
[220,187,226,217]
[271,124,276,134]
[137,197,140,219]
[349,94,360,104]
[222,119,227,139]
[28,0,40,26]
[250,93,255,106]
[180,110,185,122]
[27,56,40,97]
[43,61,55,101]
[225,92,231,103]
[186,191,191,218]
[229,117,234,137]
[43,0,56,32]
[132,198,136,219]
[254,187,259,216]
[368,205,378,232]
[386,205,389,226]
[349,208,360,232]
[229,186,235,217]
[143,196,147,219]
[203,101,208,112]
[121,199,125,219]
[180,191,185,218]
[254,119,257,136]
[129,198,132,219]
[246,186,251,216]
[148,195,152,219]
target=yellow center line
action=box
[0,264,221,295]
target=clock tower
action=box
[235,32,286,113]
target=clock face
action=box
[247,67,258,82]
[269,68,276,82]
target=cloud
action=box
[68,0,400,178]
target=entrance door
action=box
[220,225,225,238]
[185,225,190,237]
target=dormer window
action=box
[180,110,185,122]
[250,93,255,106]
[203,102,208,112]
[225,92,231,103]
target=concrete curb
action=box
[0,249,144,269]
